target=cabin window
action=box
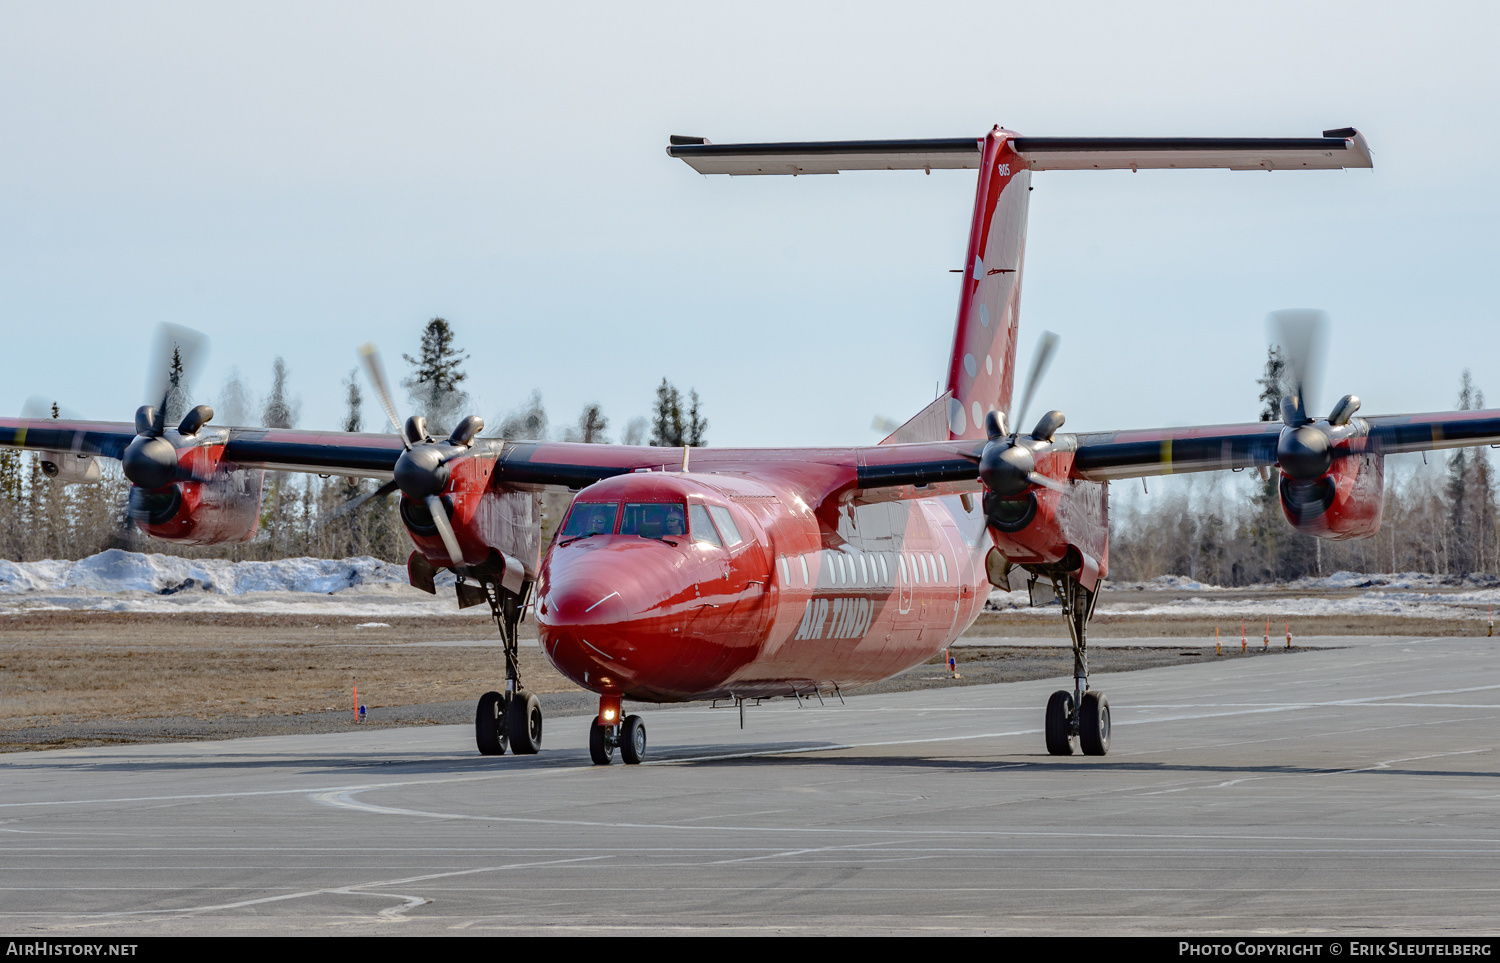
[898,554,908,584]
[926,553,937,582]
[707,505,743,546]
[619,502,687,539]
[938,554,949,582]
[878,554,890,584]
[799,555,810,585]
[917,554,928,583]
[689,504,722,547]
[560,502,618,538]
[827,551,840,585]
[857,553,869,585]
[778,555,789,583]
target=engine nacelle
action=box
[1279,450,1384,540]
[983,449,1110,588]
[400,454,541,578]
[135,443,264,545]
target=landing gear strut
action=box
[474,576,542,756]
[1041,574,1110,756]
[588,697,646,766]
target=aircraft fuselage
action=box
[535,467,991,702]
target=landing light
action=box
[602,708,618,722]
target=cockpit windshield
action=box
[560,502,618,539]
[619,502,687,539]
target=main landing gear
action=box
[474,576,544,756]
[1041,574,1110,756]
[589,696,646,765]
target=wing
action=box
[8,409,1496,496]
[0,418,701,488]
[1070,421,1284,480]
[0,418,412,478]
[843,408,1500,491]
[0,418,136,460]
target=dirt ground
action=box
[0,605,1463,752]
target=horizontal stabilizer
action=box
[667,129,1372,175]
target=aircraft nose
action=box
[539,574,627,630]
[536,545,685,692]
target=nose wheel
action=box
[589,709,646,765]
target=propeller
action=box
[978,331,1068,498]
[356,343,484,566]
[1008,330,1059,442]
[1267,310,1352,482]
[1269,309,1328,428]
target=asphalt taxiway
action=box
[3,635,1499,935]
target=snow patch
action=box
[0,550,466,616]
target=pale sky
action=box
[1,1,1496,448]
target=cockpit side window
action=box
[688,504,722,547]
[559,502,618,538]
[707,505,743,546]
[620,502,688,539]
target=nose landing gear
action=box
[589,698,646,765]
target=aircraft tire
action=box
[620,714,647,765]
[507,690,543,755]
[476,691,508,756]
[1078,690,1110,756]
[1045,690,1074,756]
[589,717,614,765]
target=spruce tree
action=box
[402,317,471,435]
[163,347,188,427]
[650,379,683,447]
[685,390,708,447]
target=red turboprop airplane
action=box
[8,126,1500,765]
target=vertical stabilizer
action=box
[667,127,1368,445]
[944,128,1029,442]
